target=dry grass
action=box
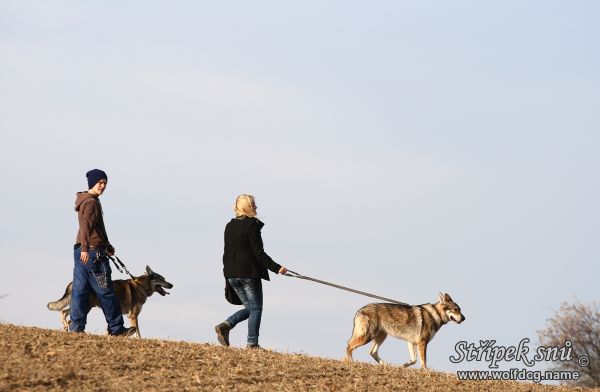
[0,323,597,391]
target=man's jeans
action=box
[226,278,263,346]
[69,247,125,335]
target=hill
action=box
[0,323,595,391]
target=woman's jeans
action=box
[226,278,263,346]
[69,247,125,335]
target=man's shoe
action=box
[215,322,231,347]
[246,344,262,350]
[111,326,137,337]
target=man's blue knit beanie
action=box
[86,169,108,189]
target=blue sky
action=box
[1,1,598,375]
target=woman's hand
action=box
[80,251,89,264]
[279,266,288,275]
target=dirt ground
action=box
[0,324,597,391]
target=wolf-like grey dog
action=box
[47,265,173,338]
[345,293,465,368]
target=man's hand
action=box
[278,266,288,275]
[80,251,89,264]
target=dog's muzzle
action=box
[156,282,174,296]
[451,314,465,324]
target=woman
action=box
[215,194,287,349]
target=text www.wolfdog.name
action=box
[456,368,580,383]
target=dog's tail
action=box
[47,282,73,311]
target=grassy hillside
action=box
[0,324,595,391]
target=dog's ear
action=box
[146,265,153,275]
[439,292,446,304]
[444,293,453,303]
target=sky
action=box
[1,0,599,378]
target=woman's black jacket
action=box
[222,217,281,281]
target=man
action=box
[69,169,136,337]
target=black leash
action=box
[107,255,135,279]
[283,270,410,306]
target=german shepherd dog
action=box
[47,265,173,338]
[345,293,465,369]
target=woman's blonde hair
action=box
[234,194,257,218]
